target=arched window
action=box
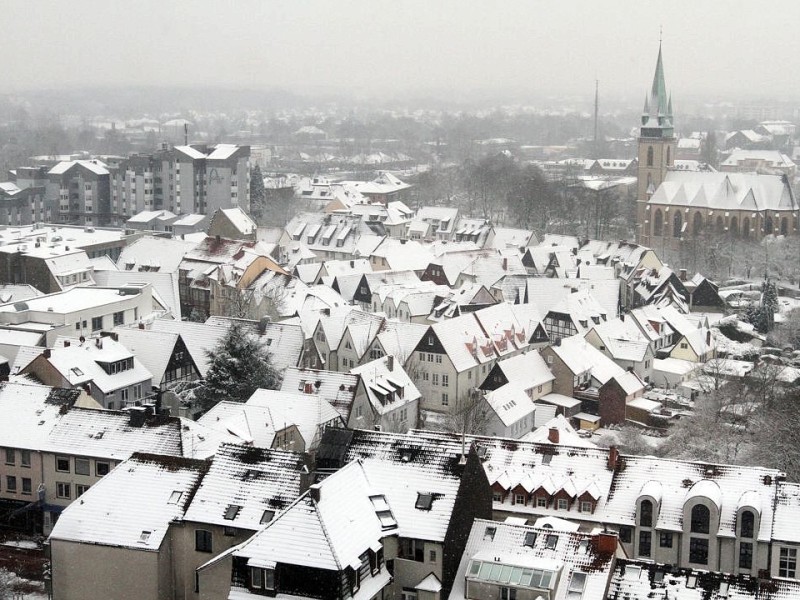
[691,504,710,534]
[781,217,789,236]
[666,146,671,166]
[647,146,654,167]
[693,212,703,236]
[742,217,751,239]
[740,510,755,538]
[729,217,738,237]
[673,211,683,238]
[654,210,663,237]
[765,216,774,236]
[640,499,653,527]
[716,216,724,233]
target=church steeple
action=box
[641,42,674,139]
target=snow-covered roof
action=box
[112,327,182,385]
[608,559,800,600]
[44,407,183,460]
[773,482,800,543]
[342,429,469,543]
[350,356,420,416]
[490,351,555,391]
[49,454,206,550]
[521,415,597,448]
[117,236,198,274]
[0,382,78,450]
[182,443,306,531]
[484,384,537,427]
[148,319,229,376]
[280,367,358,422]
[231,460,387,571]
[48,159,109,176]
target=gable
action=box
[412,328,447,355]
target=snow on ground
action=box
[2,540,39,550]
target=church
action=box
[635,45,799,248]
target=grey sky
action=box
[4,0,799,100]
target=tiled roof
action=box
[280,367,358,421]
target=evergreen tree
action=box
[249,164,266,221]
[194,321,282,413]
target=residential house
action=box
[448,519,617,600]
[21,335,153,409]
[112,327,201,391]
[49,454,207,600]
[585,315,655,382]
[279,366,359,425]
[349,355,421,432]
[315,428,493,599]
[415,206,459,241]
[206,207,257,241]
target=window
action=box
[647,146,654,166]
[96,461,110,476]
[260,509,275,524]
[689,537,709,565]
[441,393,448,406]
[640,499,653,527]
[195,529,213,553]
[639,531,652,557]
[557,498,568,510]
[501,588,516,600]
[423,372,429,381]
[419,352,425,362]
[429,550,436,563]
[442,374,449,386]
[537,496,547,508]
[739,542,753,569]
[399,538,425,562]
[580,501,593,513]
[91,316,103,331]
[56,456,70,472]
[659,532,673,548]
[780,547,797,578]
[6,476,16,493]
[76,484,90,497]
[619,526,632,543]
[56,482,70,499]
[22,478,32,495]
[524,531,537,547]
[120,389,129,402]
[4,448,15,465]
[224,505,241,520]
[223,526,236,537]
[436,355,442,364]
[515,494,526,505]
[250,567,275,591]
[545,534,558,550]
[113,311,124,326]
[691,504,710,534]
[73,458,91,476]
[568,572,587,597]
[20,450,30,467]
[740,510,755,538]
[432,374,439,386]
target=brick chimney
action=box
[548,427,559,444]
[502,257,508,271]
[138,322,145,330]
[595,531,618,555]
[63,340,70,347]
[679,268,687,281]
[43,348,51,359]
[387,355,394,372]
[607,445,619,471]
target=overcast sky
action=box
[4,0,798,101]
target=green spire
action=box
[650,42,668,116]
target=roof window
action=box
[415,492,433,510]
[260,509,275,524]
[224,504,241,520]
[523,531,537,547]
[167,491,183,504]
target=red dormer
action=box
[511,484,529,506]
[552,488,576,511]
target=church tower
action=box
[637,43,677,245]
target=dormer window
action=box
[250,567,275,592]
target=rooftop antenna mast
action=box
[184,123,189,146]
[593,79,599,158]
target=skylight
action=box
[224,504,241,520]
[415,492,433,510]
[139,530,151,543]
[467,560,556,590]
[566,572,587,599]
[260,509,275,525]
[167,491,183,504]
[523,531,537,548]
[370,495,397,530]
[484,526,497,540]
[545,534,558,550]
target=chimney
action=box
[548,427,559,444]
[706,330,711,346]
[387,355,394,372]
[607,446,619,471]
[95,337,103,349]
[679,268,687,281]
[620,313,624,322]
[321,308,331,317]
[303,382,314,394]
[309,483,321,502]
[128,407,147,428]
[595,531,618,555]
[43,348,51,359]
[502,257,508,270]
[350,260,354,267]
[64,340,70,347]
[138,322,145,330]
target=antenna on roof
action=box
[184,123,189,146]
